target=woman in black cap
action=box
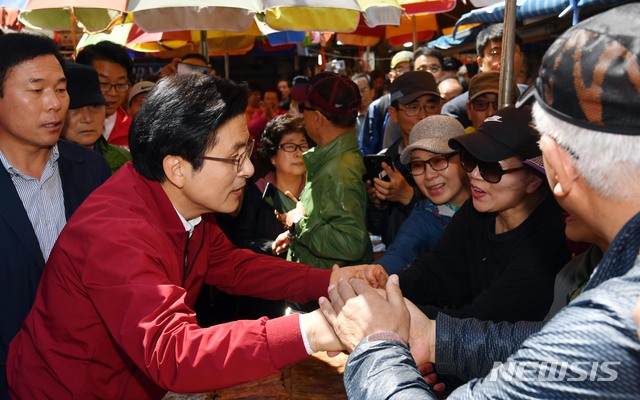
[396,106,571,323]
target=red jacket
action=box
[8,163,330,399]
[106,107,132,148]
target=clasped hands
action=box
[302,264,436,376]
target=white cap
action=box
[128,81,155,105]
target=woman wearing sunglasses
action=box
[376,115,470,274]
[396,106,571,323]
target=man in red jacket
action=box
[7,74,386,399]
[76,41,133,148]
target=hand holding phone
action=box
[363,154,392,182]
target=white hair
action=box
[532,102,640,201]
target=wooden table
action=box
[164,352,348,400]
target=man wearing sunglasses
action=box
[7,74,386,398]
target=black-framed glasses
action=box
[409,153,454,176]
[279,142,310,153]
[398,101,440,117]
[416,64,443,74]
[99,82,130,93]
[298,103,320,114]
[460,149,524,183]
[201,139,254,173]
[470,99,499,112]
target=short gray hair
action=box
[533,102,640,201]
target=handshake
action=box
[300,264,436,370]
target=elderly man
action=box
[0,33,110,399]
[275,72,373,271]
[321,4,640,398]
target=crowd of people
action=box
[1,3,639,399]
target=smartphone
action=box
[176,62,211,76]
[363,154,392,182]
[262,182,298,214]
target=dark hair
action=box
[443,56,463,72]
[352,72,373,89]
[256,114,311,172]
[277,76,291,88]
[76,41,134,83]
[182,53,209,65]
[246,80,264,96]
[0,33,65,97]
[475,24,523,58]
[130,74,248,181]
[263,86,281,102]
[413,47,444,69]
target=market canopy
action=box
[453,0,628,37]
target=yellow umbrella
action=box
[127,0,403,34]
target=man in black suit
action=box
[0,33,111,399]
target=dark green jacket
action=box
[288,130,373,269]
[95,136,131,173]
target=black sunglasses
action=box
[460,150,524,183]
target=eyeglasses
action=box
[416,64,443,74]
[298,103,320,114]
[460,150,524,183]
[409,154,454,176]
[99,82,130,93]
[201,139,255,173]
[485,49,502,59]
[398,101,440,117]
[470,99,499,112]
[279,143,310,153]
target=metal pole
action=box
[412,15,417,52]
[224,54,230,79]
[499,0,517,108]
[199,30,209,64]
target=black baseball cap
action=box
[390,71,441,105]
[449,106,540,162]
[516,3,640,135]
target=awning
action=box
[453,0,629,37]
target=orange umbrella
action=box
[336,0,456,47]
[338,12,440,47]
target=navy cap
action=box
[449,106,540,162]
